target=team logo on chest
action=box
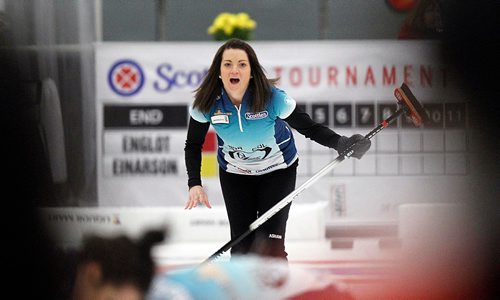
[245,111,268,120]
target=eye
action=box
[239,62,247,68]
[223,62,231,67]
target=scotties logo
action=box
[108,60,145,96]
[245,111,268,120]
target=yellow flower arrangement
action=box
[207,12,257,41]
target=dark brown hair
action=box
[77,230,165,293]
[402,0,442,38]
[193,38,278,113]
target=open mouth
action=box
[230,78,240,84]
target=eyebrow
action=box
[222,59,249,62]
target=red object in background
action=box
[386,0,417,12]
[203,131,217,152]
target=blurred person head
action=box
[70,230,165,300]
[398,0,444,39]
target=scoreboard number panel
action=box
[355,104,375,128]
[311,104,330,126]
[377,103,398,128]
[444,103,466,129]
[423,103,444,129]
[333,103,353,128]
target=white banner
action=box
[95,41,470,221]
[96,41,464,103]
[39,202,327,247]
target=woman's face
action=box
[220,48,252,99]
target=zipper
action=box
[235,105,244,132]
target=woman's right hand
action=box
[185,185,212,209]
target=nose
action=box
[230,65,239,74]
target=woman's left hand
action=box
[185,185,212,209]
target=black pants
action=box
[219,160,298,260]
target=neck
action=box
[226,90,245,106]
[230,97,242,106]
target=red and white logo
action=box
[108,60,145,96]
